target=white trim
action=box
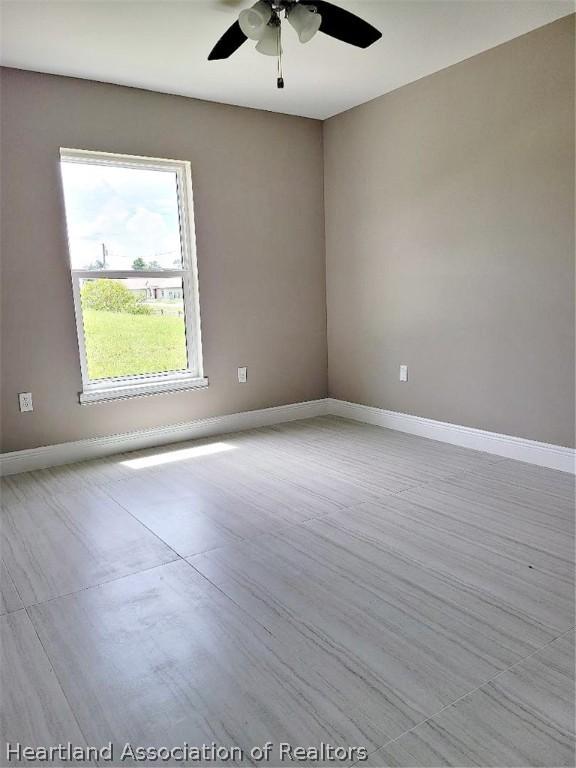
[328,399,576,474]
[59,148,204,400]
[60,147,192,172]
[70,272,90,387]
[2,398,573,477]
[0,400,328,476]
[79,375,209,404]
[72,270,185,279]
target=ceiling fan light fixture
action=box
[238,0,272,40]
[255,21,280,55]
[287,3,322,43]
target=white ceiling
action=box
[1,1,573,119]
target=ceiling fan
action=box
[208,0,382,88]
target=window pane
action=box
[79,277,188,380]
[61,161,183,270]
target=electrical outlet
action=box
[18,392,33,412]
[238,366,247,383]
[399,365,408,382]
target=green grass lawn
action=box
[83,309,187,380]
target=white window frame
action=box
[60,148,207,404]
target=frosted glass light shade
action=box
[239,1,272,40]
[288,4,321,43]
[255,23,280,55]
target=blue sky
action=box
[60,162,182,270]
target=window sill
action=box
[79,376,209,404]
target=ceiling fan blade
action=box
[208,20,248,60]
[303,1,381,48]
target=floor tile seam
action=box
[349,498,574,584]
[23,603,96,759]
[98,484,188,562]
[181,518,575,759]
[0,553,27,611]
[317,455,509,512]
[282,473,459,528]
[352,624,576,766]
[275,502,574,645]
[20,556,182,612]
[184,557,275,638]
[2,487,187,611]
[279,460,515,534]
[15,484,566,633]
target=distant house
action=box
[123,277,183,301]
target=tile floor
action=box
[1,417,574,766]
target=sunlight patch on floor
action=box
[121,442,235,469]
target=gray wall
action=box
[0,69,327,452]
[2,16,574,454]
[324,16,575,448]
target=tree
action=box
[81,279,152,315]
[84,259,105,270]
[132,257,163,270]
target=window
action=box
[59,149,205,403]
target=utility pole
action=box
[101,243,108,268]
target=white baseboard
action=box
[328,398,575,474]
[2,397,573,476]
[0,399,329,476]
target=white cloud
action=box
[61,161,182,269]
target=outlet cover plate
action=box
[18,392,33,412]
